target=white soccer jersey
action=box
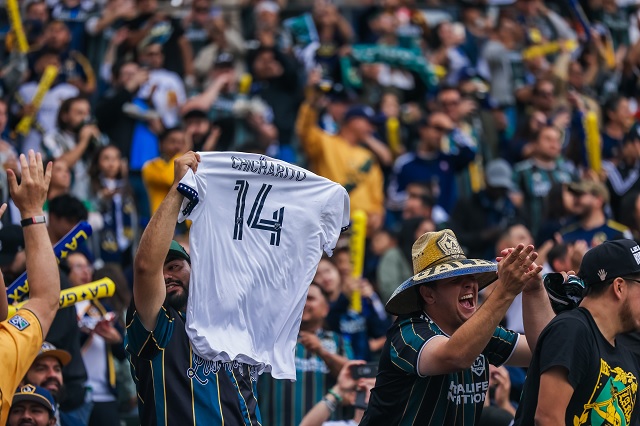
[178,152,350,380]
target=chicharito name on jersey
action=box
[231,155,307,181]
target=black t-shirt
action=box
[514,308,640,426]
[361,312,518,426]
[618,332,640,358]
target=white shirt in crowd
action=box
[138,68,186,128]
[13,82,79,154]
[178,152,350,380]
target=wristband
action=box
[20,215,46,227]
[321,397,337,413]
[328,389,343,403]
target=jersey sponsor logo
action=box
[575,358,637,426]
[471,354,486,376]
[8,314,30,331]
[447,380,489,405]
[186,354,257,385]
[231,155,307,181]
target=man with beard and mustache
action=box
[513,125,577,238]
[514,239,640,425]
[125,151,261,425]
[561,180,632,247]
[21,342,81,426]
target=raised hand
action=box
[173,151,201,186]
[7,150,52,218]
[495,244,543,297]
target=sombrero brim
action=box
[385,259,498,316]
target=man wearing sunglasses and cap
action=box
[360,229,554,425]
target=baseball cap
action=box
[578,239,640,287]
[344,105,376,123]
[12,384,56,416]
[36,342,72,367]
[214,52,235,69]
[485,159,515,190]
[0,225,24,266]
[568,180,609,204]
[167,240,190,264]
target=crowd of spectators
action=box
[3,0,640,423]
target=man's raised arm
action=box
[7,151,58,336]
[133,152,200,331]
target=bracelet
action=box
[321,397,337,413]
[328,389,343,404]
[20,215,46,227]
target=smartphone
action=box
[350,362,378,379]
[354,390,368,410]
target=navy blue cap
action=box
[12,385,56,416]
[344,105,376,123]
[579,239,640,287]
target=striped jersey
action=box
[513,158,576,237]
[360,312,518,426]
[258,329,353,426]
[124,301,262,426]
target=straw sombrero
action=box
[386,229,498,315]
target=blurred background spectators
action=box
[3,0,640,423]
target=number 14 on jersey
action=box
[233,179,285,246]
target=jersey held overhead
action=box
[177,152,350,380]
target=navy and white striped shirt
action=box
[361,312,518,426]
[125,301,261,426]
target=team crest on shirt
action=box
[573,359,637,425]
[471,355,485,376]
[8,314,30,331]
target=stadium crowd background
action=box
[2,0,640,424]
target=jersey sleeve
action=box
[320,185,350,256]
[0,309,43,400]
[388,318,438,375]
[125,303,176,361]
[483,326,519,366]
[177,161,207,223]
[536,316,593,389]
